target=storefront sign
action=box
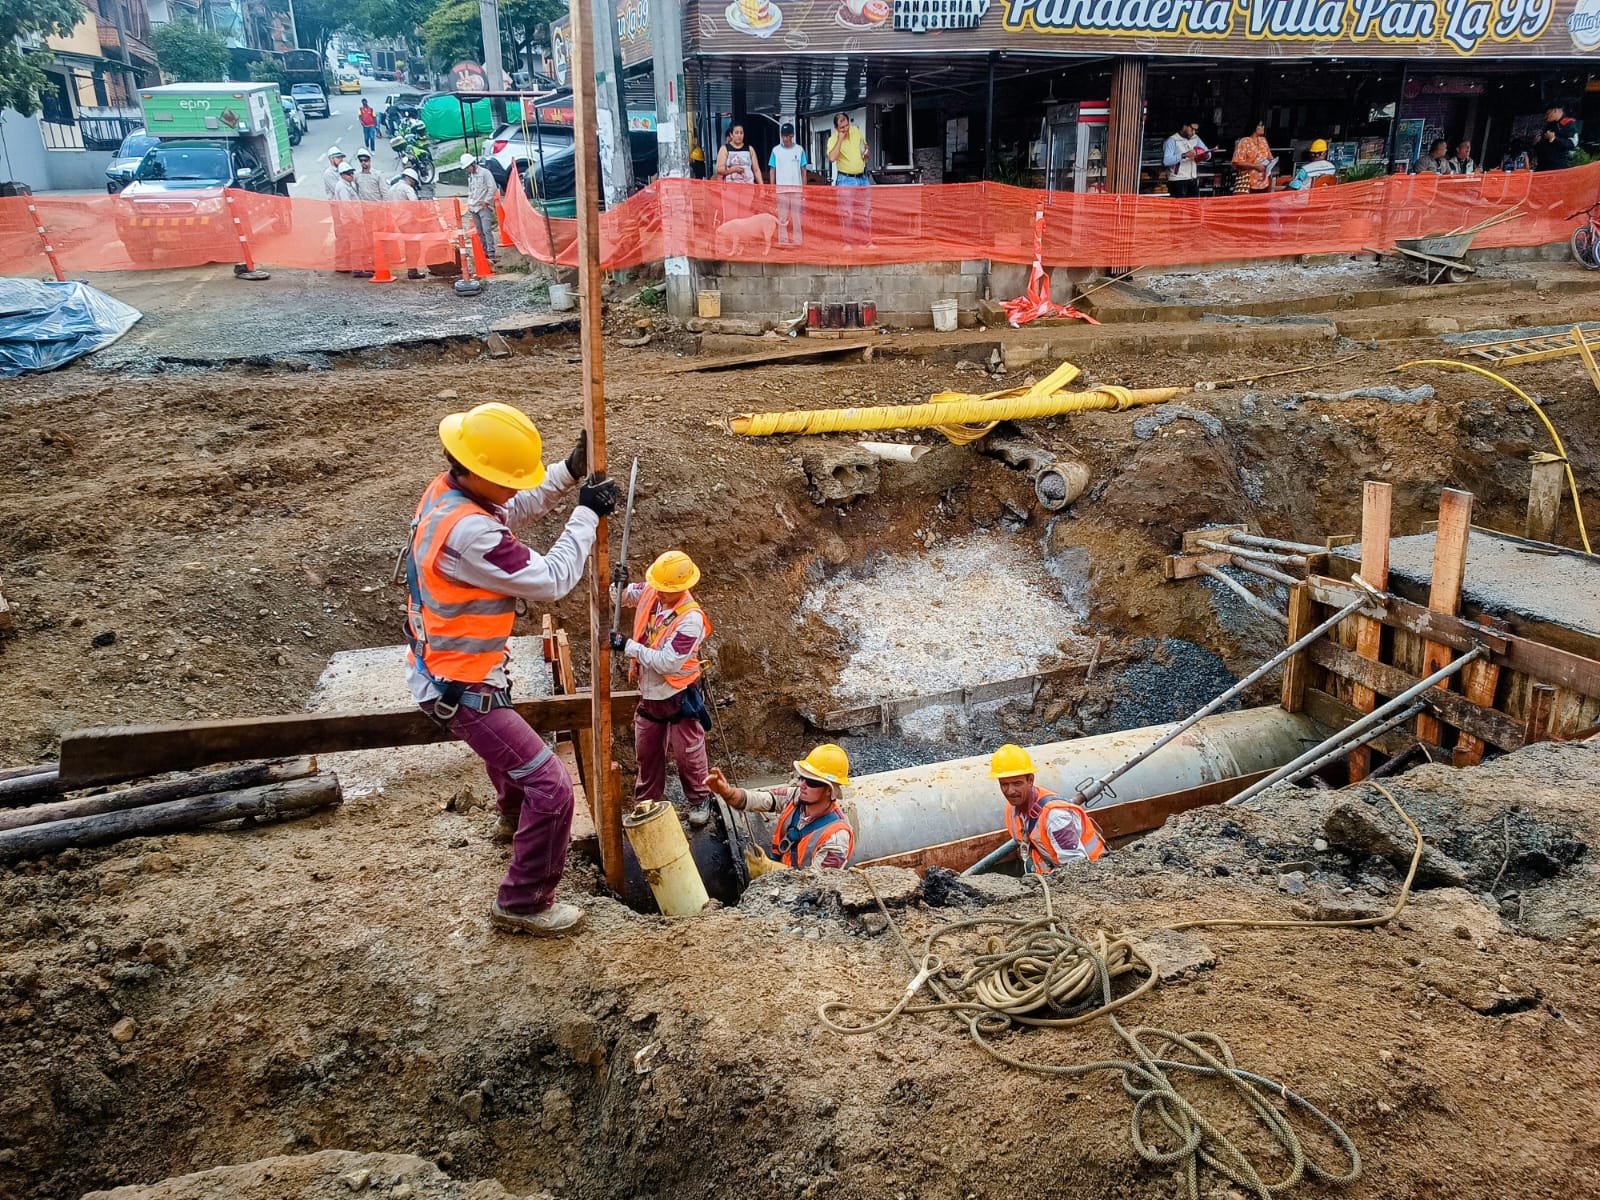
[688,0,1582,56]
[552,0,653,84]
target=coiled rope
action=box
[821,782,1424,1198]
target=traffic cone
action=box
[468,228,495,278]
[370,235,396,283]
[496,201,514,249]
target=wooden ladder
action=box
[1461,326,1600,365]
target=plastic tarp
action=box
[419,95,524,141]
[0,279,140,376]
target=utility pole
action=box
[651,0,693,319]
[569,0,623,893]
[589,0,634,207]
[478,0,507,124]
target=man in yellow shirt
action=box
[826,112,872,247]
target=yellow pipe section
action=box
[728,380,1186,438]
[1397,359,1592,555]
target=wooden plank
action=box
[1522,683,1556,746]
[1348,481,1392,781]
[1307,640,1524,752]
[57,692,643,789]
[1281,582,1315,714]
[653,340,876,375]
[554,630,577,696]
[1303,688,1444,760]
[1416,488,1473,747]
[855,772,1276,871]
[1306,576,1600,700]
[1181,525,1248,554]
[1524,455,1565,543]
[1164,551,1232,581]
[1452,658,1504,766]
[553,739,598,840]
[812,657,1129,731]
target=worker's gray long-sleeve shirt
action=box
[466,167,497,213]
[406,462,595,702]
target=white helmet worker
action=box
[327,145,345,160]
[401,167,420,182]
[460,153,477,169]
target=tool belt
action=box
[636,684,713,732]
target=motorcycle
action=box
[389,117,436,186]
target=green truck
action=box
[117,82,297,266]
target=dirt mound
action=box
[81,1150,549,1200]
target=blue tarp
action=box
[0,280,141,376]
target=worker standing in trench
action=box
[611,551,718,827]
[990,744,1107,873]
[705,745,855,869]
[405,404,618,937]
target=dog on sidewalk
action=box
[713,212,778,258]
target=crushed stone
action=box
[1132,405,1225,441]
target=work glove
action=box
[609,631,628,654]
[564,430,587,481]
[578,474,619,516]
[611,562,628,587]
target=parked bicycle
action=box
[1570,203,1600,270]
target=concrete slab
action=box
[1082,276,1537,325]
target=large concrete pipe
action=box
[741,706,1324,864]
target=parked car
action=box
[115,140,291,267]
[484,123,657,212]
[337,69,361,94]
[105,129,160,193]
[290,83,329,118]
[280,97,307,145]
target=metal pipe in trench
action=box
[739,706,1325,864]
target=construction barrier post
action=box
[226,191,269,281]
[370,235,396,283]
[28,203,66,282]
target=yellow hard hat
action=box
[689,146,705,162]
[439,403,546,490]
[1310,138,1329,153]
[989,744,1036,779]
[645,549,700,592]
[795,743,850,791]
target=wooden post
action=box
[1348,481,1392,781]
[1281,582,1315,713]
[1452,658,1503,767]
[1415,488,1473,747]
[1524,454,1565,543]
[1522,684,1556,746]
[569,0,623,894]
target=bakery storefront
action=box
[676,0,1596,193]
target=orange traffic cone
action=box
[468,228,495,278]
[496,201,514,249]
[370,235,396,284]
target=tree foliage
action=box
[247,57,287,86]
[290,0,351,60]
[149,18,231,82]
[0,0,85,116]
[417,0,560,71]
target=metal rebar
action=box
[1077,590,1379,809]
[1225,646,1485,808]
[961,839,1019,877]
[1230,557,1301,589]
[1281,702,1426,787]
[1196,539,1309,567]
[1198,563,1288,627]
[1228,531,1329,556]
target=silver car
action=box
[105,129,160,194]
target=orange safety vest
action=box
[404,473,518,685]
[771,795,855,869]
[1005,787,1106,874]
[630,587,712,691]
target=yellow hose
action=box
[728,382,1186,438]
[1397,359,1592,554]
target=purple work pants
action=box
[426,691,574,914]
[633,696,711,805]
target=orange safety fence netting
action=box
[5,163,1598,278]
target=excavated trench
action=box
[4,330,1600,1200]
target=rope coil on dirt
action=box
[821,782,1425,1198]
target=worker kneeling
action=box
[990,744,1106,874]
[406,403,618,938]
[706,744,855,870]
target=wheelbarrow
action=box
[1389,233,1478,284]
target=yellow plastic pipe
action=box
[621,800,710,916]
[1397,359,1592,555]
[727,384,1186,438]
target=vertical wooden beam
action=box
[1415,488,1473,747]
[1106,56,1147,196]
[1524,454,1565,543]
[1452,657,1503,767]
[570,0,623,894]
[1281,582,1315,713]
[1348,481,1392,781]
[1522,683,1556,747]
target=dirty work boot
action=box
[489,900,585,937]
[492,811,517,843]
[407,268,428,280]
[686,799,712,829]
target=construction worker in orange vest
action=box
[405,403,618,938]
[989,744,1106,874]
[611,550,717,827]
[706,743,855,870]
